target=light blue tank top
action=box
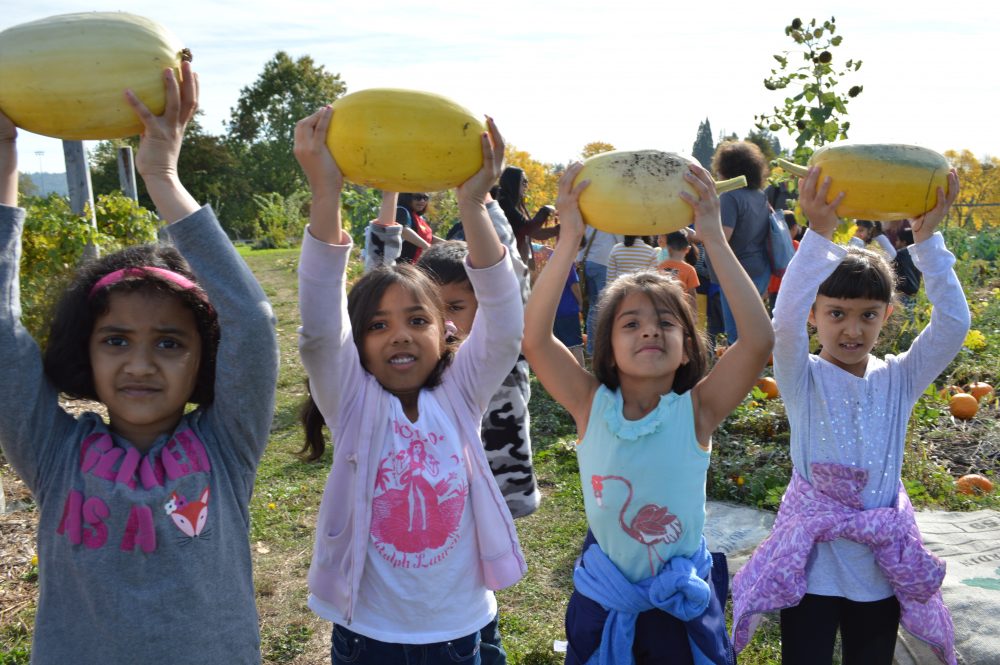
[577,386,709,583]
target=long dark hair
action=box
[43,244,220,405]
[298,262,458,461]
[591,272,708,394]
[498,166,528,217]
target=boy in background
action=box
[657,230,700,310]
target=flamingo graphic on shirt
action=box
[591,474,683,577]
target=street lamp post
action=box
[34,150,45,194]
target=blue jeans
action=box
[331,614,505,665]
[720,271,770,344]
[583,261,608,355]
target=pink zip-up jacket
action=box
[297,229,527,624]
[732,462,955,664]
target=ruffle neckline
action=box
[601,386,680,441]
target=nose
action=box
[641,322,660,338]
[124,343,156,375]
[391,326,413,345]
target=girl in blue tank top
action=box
[524,163,774,665]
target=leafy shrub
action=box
[19,192,158,344]
[251,191,309,249]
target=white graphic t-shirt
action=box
[346,390,495,643]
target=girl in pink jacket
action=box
[293,108,526,665]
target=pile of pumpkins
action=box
[939,381,994,420]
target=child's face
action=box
[439,280,478,338]
[809,295,892,377]
[89,291,201,449]
[362,283,445,402]
[610,292,688,384]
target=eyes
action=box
[826,309,881,321]
[622,318,675,330]
[367,315,433,332]
[98,335,186,350]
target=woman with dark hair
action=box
[710,141,772,344]
[497,166,558,265]
[395,192,435,262]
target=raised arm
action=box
[689,164,773,444]
[0,113,15,206]
[896,171,969,399]
[454,117,505,269]
[293,106,346,245]
[125,61,200,223]
[363,190,403,271]
[770,167,847,408]
[130,62,278,465]
[523,163,599,429]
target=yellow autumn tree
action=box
[581,141,616,160]
[945,150,1000,230]
[504,143,560,214]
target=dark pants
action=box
[564,531,735,665]
[780,593,901,665]
[331,614,505,665]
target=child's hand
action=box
[293,106,343,196]
[798,166,844,239]
[555,162,588,244]
[457,117,504,205]
[680,164,722,242]
[911,169,959,243]
[126,61,198,184]
[0,111,16,207]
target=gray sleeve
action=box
[0,205,75,494]
[166,206,278,470]
[363,223,403,272]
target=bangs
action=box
[818,247,895,303]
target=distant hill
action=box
[24,172,69,197]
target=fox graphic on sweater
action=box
[164,487,210,538]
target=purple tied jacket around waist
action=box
[731,462,955,665]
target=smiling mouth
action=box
[388,354,416,366]
[119,385,161,395]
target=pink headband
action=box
[89,267,202,299]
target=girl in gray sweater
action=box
[0,63,278,664]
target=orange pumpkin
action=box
[938,384,963,399]
[966,382,994,401]
[755,377,780,400]
[949,393,978,420]
[956,474,994,496]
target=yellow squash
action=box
[0,12,189,141]
[574,150,746,235]
[776,144,950,221]
[328,88,486,192]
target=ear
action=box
[883,304,894,321]
[807,307,818,327]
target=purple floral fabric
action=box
[731,463,955,664]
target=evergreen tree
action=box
[691,118,714,169]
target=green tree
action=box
[744,128,781,164]
[756,16,863,162]
[18,173,39,198]
[89,116,247,237]
[691,119,715,168]
[226,52,346,200]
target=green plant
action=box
[757,16,863,163]
[251,190,309,249]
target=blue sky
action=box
[5,1,998,175]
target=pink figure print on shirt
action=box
[164,487,210,538]
[371,429,467,567]
[591,474,682,576]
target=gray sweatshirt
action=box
[0,205,278,664]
